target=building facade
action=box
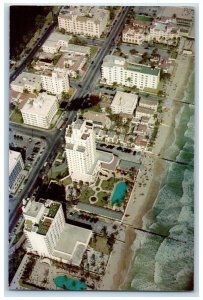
[58,6,109,38]
[101,55,160,89]
[41,70,70,95]
[22,198,92,265]
[9,150,24,190]
[20,93,59,129]
[65,119,98,183]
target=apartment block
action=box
[20,92,59,129]
[41,70,70,95]
[111,91,138,115]
[58,6,109,38]
[22,198,92,266]
[101,55,160,89]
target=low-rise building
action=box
[105,130,118,144]
[9,150,24,190]
[134,135,148,150]
[20,92,59,129]
[101,55,160,90]
[58,6,109,38]
[135,106,155,118]
[60,44,91,56]
[41,70,70,95]
[135,123,148,136]
[42,32,72,54]
[83,111,111,129]
[111,91,138,115]
[22,198,92,266]
[139,97,159,110]
[149,21,180,43]
[55,53,86,78]
[10,72,41,93]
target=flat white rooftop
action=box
[111,91,138,109]
[11,72,41,87]
[43,32,72,48]
[21,92,57,117]
[24,201,44,218]
[55,223,91,255]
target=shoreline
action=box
[99,54,194,291]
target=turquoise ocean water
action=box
[128,73,194,291]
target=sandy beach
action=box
[99,53,194,291]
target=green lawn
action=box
[90,46,98,58]
[79,187,95,203]
[96,191,110,206]
[61,176,72,186]
[136,15,152,22]
[101,177,117,190]
[89,235,111,255]
[48,166,69,180]
[10,109,23,124]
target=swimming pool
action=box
[54,275,87,290]
[111,181,127,206]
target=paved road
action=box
[72,7,130,99]
[9,21,57,83]
[8,7,130,232]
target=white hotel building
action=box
[22,198,92,266]
[10,72,41,93]
[20,92,58,129]
[58,6,109,38]
[65,119,97,183]
[101,55,160,90]
[111,91,138,115]
[65,119,114,183]
[41,70,70,95]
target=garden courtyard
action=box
[64,161,138,212]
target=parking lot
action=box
[9,128,47,196]
[96,143,142,163]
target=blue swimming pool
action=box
[111,181,127,206]
[54,275,87,290]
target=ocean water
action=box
[128,73,194,291]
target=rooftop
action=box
[54,223,91,256]
[83,111,111,127]
[111,91,138,109]
[47,203,60,218]
[11,72,41,88]
[59,6,109,25]
[136,106,155,115]
[60,44,90,55]
[20,92,58,117]
[127,62,160,76]
[139,98,159,107]
[37,218,52,235]
[103,55,160,76]
[56,53,86,72]
[24,201,43,218]
[43,32,72,48]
